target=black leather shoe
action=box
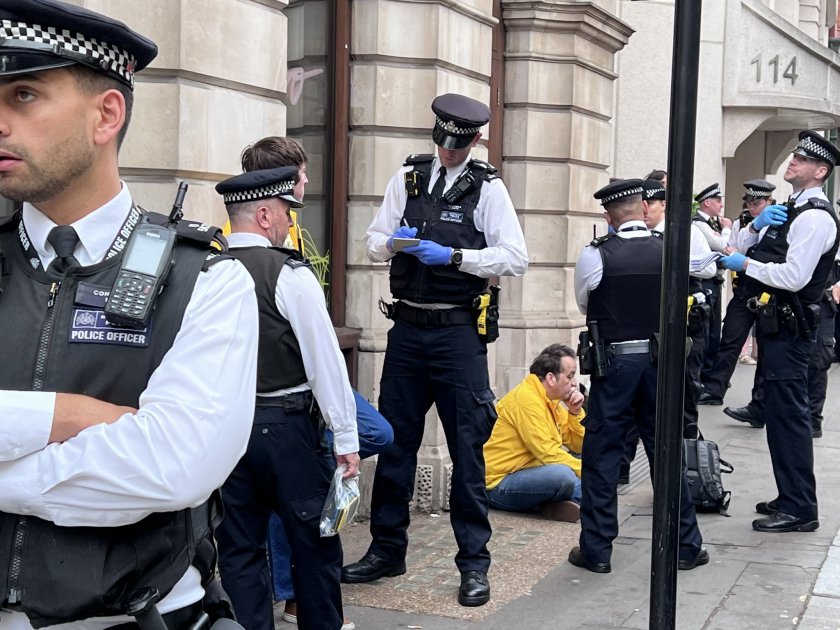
[752,512,819,533]
[723,405,764,428]
[755,500,779,515]
[458,571,490,607]
[698,392,723,405]
[341,552,406,584]
[678,548,709,570]
[568,546,611,573]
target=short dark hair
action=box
[241,137,308,172]
[68,65,134,148]
[604,194,644,223]
[645,169,667,182]
[529,344,576,379]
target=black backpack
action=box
[683,427,734,516]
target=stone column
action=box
[89,0,289,224]
[345,0,497,512]
[498,0,632,389]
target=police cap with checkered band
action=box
[594,178,645,207]
[694,183,723,204]
[216,166,305,208]
[0,0,157,88]
[431,93,491,150]
[742,179,776,201]
[791,130,840,170]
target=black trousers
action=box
[217,405,343,630]
[758,326,817,519]
[700,278,723,381]
[702,290,756,400]
[369,319,497,573]
[580,354,702,565]
[808,301,836,428]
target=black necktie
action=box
[430,166,447,202]
[46,225,80,278]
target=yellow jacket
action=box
[484,373,585,490]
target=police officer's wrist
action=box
[450,248,463,267]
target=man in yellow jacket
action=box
[484,344,584,522]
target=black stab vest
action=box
[389,156,490,305]
[0,211,220,627]
[587,232,664,343]
[740,199,840,306]
[228,246,307,392]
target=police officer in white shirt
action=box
[215,167,360,630]
[720,130,840,532]
[343,93,528,607]
[0,1,258,628]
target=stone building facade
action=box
[6,0,837,512]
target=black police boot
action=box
[723,405,764,428]
[458,571,490,606]
[698,392,723,405]
[341,552,406,584]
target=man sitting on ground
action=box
[484,344,584,522]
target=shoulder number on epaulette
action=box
[467,158,498,180]
[589,233,615,247]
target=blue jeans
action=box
[268,389,393,600]
[488,464,581,513]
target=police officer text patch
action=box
[440,210,465,223]
[70,308,152,347]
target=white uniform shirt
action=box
[0,184,259,629]
[736,187,837,292]
[365,155,528,280]
[227,232,359,455]
[652,220,718,281]
[693,210,731,252]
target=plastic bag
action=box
[319,464,361,537]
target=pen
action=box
[401,218,409,228]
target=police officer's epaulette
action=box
[589,233,616,247]
[202,251,233,272]
[467,158,499,181]
[403,153,435,167]
[143,210,228,250]
[800,198,832,212]
[269,246,312,270]
[650,229,664,238]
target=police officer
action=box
[619,179,717,478]
[342,93,528,606]
[214,167,360,630]
[0,1,259,627]
[720,130,840,532]
[692,183,731,392]
[702,180,776,407]
[569,179,707,573]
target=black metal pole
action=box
[650,1,703,628]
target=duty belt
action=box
[256,390,314,412]
[393,301,474,326]
[608,340,650,356]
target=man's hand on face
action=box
[566,388,585,415]
[50,393,136,444]
[719,217,732,229]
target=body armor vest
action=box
[0,210,221,627]
[229,246,308,392]
[389,155,491,305]
[740,199,840,306]
[587,232,664,343]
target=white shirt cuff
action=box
[0,391,54,460]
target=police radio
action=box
[104,183,188,328]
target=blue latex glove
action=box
[403,240,453,266]
[719,252,747,271]
[752,204,787,231]
[387,226,418,252]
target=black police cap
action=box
[694,183,723,203]
[216,166,304,208]
[792,130,840,168]
[431,93,491,150]
[594,178,645,206]
[742,179,776,201]
[642,178,666,201]
[0,0,157,88]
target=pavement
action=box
[276,362,840,629]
